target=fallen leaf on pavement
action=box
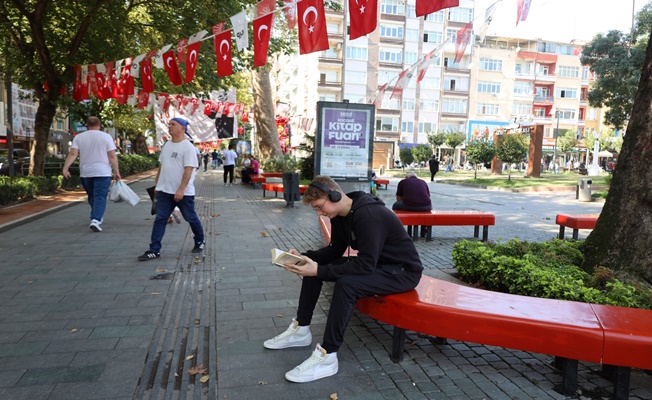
[211,214,220,217]
[330,393,338,400]
[189,364,207,375]
[69,328,78,333]
[185,355,194,361]
[260,232,269,237]
[200,375,209,383]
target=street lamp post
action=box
[552,110,560,174]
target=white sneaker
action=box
[263,319,312,350]
[285,344,338,383]
[89,219,102,232]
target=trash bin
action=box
[577,178,592,202]
[282,172,300,208]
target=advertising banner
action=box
[315,101,374,181]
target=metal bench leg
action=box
[558,226,565,239]
[556,357,578,395]
[390,327,406,363]
[482,226,489,242]
[572,229,579,240]
[473,225,479,238]
[411,225,419,241]
[426,226,432,241]
[263,189,266,197]
[611,365,631,400]
[407,225,412,237]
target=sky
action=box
[474,0,649,43]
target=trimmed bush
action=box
[452,239,652,310]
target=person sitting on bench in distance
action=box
[392,171,432,211]
[263,175,423,383]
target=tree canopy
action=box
[465,138,495,179]
[495,134,528,181]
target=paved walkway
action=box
[0,169,650,400]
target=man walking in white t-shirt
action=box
[63,116,121,232]
[221,144,238,186]
[138,117,205,261]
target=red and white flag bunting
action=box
[390,68,412,102]
[349,0,378,40]
[214,30,234,77]
[297,0,329,55]
[516,0,532,26]
[253,13,274,67]
[454,22,472,63]
[415,0,458,18]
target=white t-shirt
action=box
[222,149,238,166]
[71,130,116,177]
[156,140,198,196]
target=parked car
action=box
[0,148,30,175]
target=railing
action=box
[534,95,554,103]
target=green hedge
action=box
[452,239,652,310]
[0,153,158,206]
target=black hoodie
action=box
[304,191,424,281]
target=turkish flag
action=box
[297,0,329,55]
[212,22,225,35]
[88,64,98,96]
[253,13,274,67]
[242,110,249,123]
[73,65,84,101]
[140,58,155,92]
[94,72,110,100]
[118,58,135,96]
[105,62,118,99]
[177,38,188,64]
[162,51,183,86]
[190,98,200,115]
[454,22,472,63]
[185,41,201,83]
[203,100,215,116]
[214,30,233,77]
[349,0,378,40]
[415,0,458,17]
[137,91,149,109]
[516,0,532,26]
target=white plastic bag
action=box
[110,181,140,207]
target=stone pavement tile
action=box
[0,385,55,400]
[47,381,133,400]
[16,364,105,386]
[42,337,118,353]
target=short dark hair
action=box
[86,116,101,128]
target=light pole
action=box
[552,110,560,174]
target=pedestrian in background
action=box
[138,117,205,261]
[62,116,121,232]
[392,172,431,211]
[221,143,238,186]
[428,154,439,181]
[211,149,219,169]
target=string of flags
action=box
[69,0,528,114]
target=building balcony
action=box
[534,116,553,124]
[534,74,556,83]
[533,95,554,104]
[580,98,588,106]
[378,62,404,70]
[318,80,342,89]
[376,108,401,115]
[443,89,469,96]
[515,72,536,80]
[444,66,471,74]
[327,32,344,40]
[441,111,468,118]
[379,36,404,45]
[318,56,343,65]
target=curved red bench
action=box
[556,213,599,239]
[394,210,495,241]
[373,178,389,189]
[261,172,283,178]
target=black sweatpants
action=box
[223,165,234,184]
[296,262,421,353]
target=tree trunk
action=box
[29,86,59,176]
[582,30,652,283]
[251,66,282,161]
[135,132,149,155]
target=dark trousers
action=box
[296,261,421,353]
[223,165,234,184]
[430,171,437,181]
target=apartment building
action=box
[273,1,610,163]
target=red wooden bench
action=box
[317,215,652,399]
[373,178,390,189]
[250,175,266,184]
[555,213,599,240]
[261,183,307,198]
[261,172,283,178]
[393,210,495,242]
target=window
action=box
[418,122,437,133]
[378,70,399,85]
[480,58,502,71]
[446,29,457,43]
[558,66,579,78]
[379,48,402,63]
[321,48,339,58]
[555,87,578,99]
[405,52,418,65]
[420,76,440,89]
[345,70,367,84]
[477,81,501,94]
[406,5,416,18]
[402,98,416,110]
[424,30,443,43]
[376,116,399,131]
[514,81,533,95]
[512,102,532,115]
[380,24,404,39]
[515,62,534,75]
[381,97,400,109]
[534,108,547,117]
[419,99,439,112]
[444,76,469,91]
[476,103,499,115]
[326,23,340,34]
[319,94,338,101]
[587,108,597,120]
[557,109,576,119]
[425,11,444,22]
[535,87,550,97]
[444,57,464,68]
[442,97,467,114]
[582,66,591,80]
[538,65,549,75]
[448,7,472,22]
[537,42,557,53]
[402,121,414,132]
[380,0,405,15]
[406,28,419,42]
[346,47,368,60]
[319,71,338,83]
[56,119,64,130]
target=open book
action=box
[271,248,306,268]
